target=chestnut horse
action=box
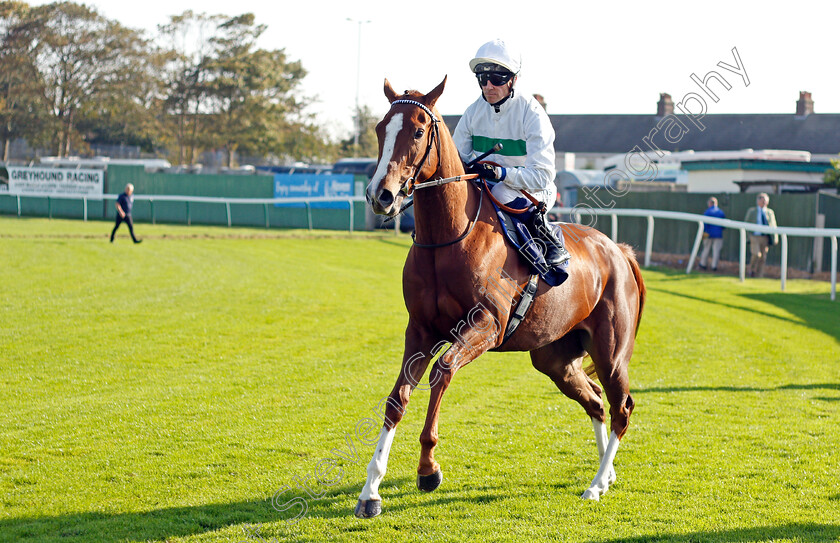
[356,76,645,518]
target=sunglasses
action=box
[475,72,514,87]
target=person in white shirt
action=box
[453,39,569,271]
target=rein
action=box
[413,173,478,190]
[482,179,545,215]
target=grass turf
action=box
[1,217,838,543]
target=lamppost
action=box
[347,18,370,157]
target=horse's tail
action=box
[618,243,646,337]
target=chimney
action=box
[657,93,674,116]
[796,91,814,116]
[533,93,547,111]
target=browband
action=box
[391,99,439,123]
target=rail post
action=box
[644,215,654,267]
[780,234,789,291]
[687,221,704,273]
[831,236,837,301]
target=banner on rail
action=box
[2,167,104,196]
[273,173,354,208]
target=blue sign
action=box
[273,173,354,208]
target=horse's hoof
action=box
[417,469,443,492]
[581,488,601,501]
[354,499,381,518]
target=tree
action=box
[340,104,379,158]
[76,45,167,154]
[201,13,322,167]
[2,5,341,165]
[157,10,222,165]
[0,1,46,161]
[29,1,149,157]
[824,155,840,189]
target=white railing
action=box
[6,192,366,233]
[559,207,839,301]
[7,193,837,300]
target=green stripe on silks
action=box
[472,136,527,157]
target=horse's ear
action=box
[425,76,447,108]
[384,79,399,103]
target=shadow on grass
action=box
[647,286,839,344]
[646,287,806,328]
[1,499,276,542]
[0,477,411,542]
[585,522,840,543]
[740,291,840,344]
[635,383,840,395]
[2,474,515,542]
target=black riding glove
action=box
[466,162,500,180]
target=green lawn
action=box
[1,217,838,543]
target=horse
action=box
[355,76,645,518]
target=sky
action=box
[26,0,840,139]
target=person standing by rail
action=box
[744,192,777,277]
[698,196,726,271]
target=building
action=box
[443,92,839,194]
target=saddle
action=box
[484,187,571,345]
[486,191,570,287]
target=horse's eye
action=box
[414,128,424,139]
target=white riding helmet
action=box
[469,39,521,75]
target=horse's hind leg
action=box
[530,335,616,486]
[530,336,605,423]
[581,307,637,500]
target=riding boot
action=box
[528,211,570,268]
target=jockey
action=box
[453,39,570,271]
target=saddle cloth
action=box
[487,194,570,287]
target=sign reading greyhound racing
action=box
[5,167,104,196]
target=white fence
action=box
[559,207,839,301]
[5,192,366,232]
[4,192,837,300]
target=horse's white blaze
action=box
[366,113,404,202]
[583,430,621,501]
[358,427,396,502]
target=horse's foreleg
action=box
[355,329,438,518]
[417,314,498,491]
[355,427,396,518]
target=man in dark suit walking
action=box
[110,183,142,244]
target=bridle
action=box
[390,99,442,196]
[384,98,484,249]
